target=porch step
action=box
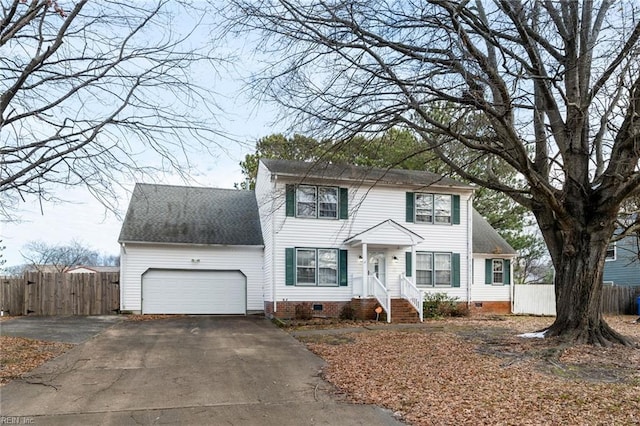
[390,299,421,323]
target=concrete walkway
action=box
[0,316,404,425]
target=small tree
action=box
[21,240,102,273]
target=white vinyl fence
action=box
[512,284,556,316]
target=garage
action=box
[142,270,246,315]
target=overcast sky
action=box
[0,4,287,269]
[1,110,276,268]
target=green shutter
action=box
[285,185,295,217]
[504,259,511,285]
[285,248,295,285]
[405,252,412,277]
[485,259,492,284]
[339,249,348,286]
[406,192,414,223]
[339,188,348,219]
[452,195,460,225]
[452,253,460,287]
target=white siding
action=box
[471,255,513,302]
[263,175,474,302]
[120,244,263,312]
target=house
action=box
[67,266,120,274]
[118,159,516,320]
[603,235,640,286]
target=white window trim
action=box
[295,248,339,287]
[415,193,452,225]
[492,259,504,286]
[296,185,339,220]
[605,243,616,261]
[416,251,452,288]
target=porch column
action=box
[411,245,417,286]
[362,243,368,297]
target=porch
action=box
[351,274,424,323]
[345,219,426,323]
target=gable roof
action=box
[118,184,263,246]
[262,159,474,190]
[344,219,424,246]
[472,209,516,255]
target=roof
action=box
[118,184,263,246]
[262,159,474,190]
[344,220,424,246]
[472,209,516,255]
[67,266,120,273]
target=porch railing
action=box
[369,275,391,323]
[400,273,424,322]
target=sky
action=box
[1,111,276,269]
[0,4,286,269]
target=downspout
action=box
[120,242,126,312]
[272,174,278,314]
[467,195,472,309]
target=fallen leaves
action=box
[301,315,640,426]
[0,336,72,386]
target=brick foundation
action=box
[266,300,351,320]
[468,301,511,315]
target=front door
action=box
[368,251,386,286]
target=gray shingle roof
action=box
[118,184,263,246]
[262,159,474,190]
[472,209,516,255]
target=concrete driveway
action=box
[0,316,403,425]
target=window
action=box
[318,187,338,218]
[434,253,451,286]
[296,249,316,285]
[416,253,433,286]
[605,243,616,261]
[414,252,453,287]
[295,248,338,286]
[414,193,452,224]
[415,194,433,223]
[434,195,452,224]
[492,259,504,284]
[484,259,510,285]
[296,186,317,218]
[295,185,338,219]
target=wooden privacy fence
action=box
[513,284,640,316]
[0,272,119,316]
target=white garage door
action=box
[142,270,246,314]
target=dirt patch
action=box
[298,315,640,426]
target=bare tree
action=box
[21,239,100,272]
[224,0,640,345]
[1,0,226,219]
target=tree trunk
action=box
[542,222,634,346]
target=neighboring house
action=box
[67,266,120,274]
[118,159,516,321]
[604,235,640,286]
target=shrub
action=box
[294,303,312,320]
[423,292,468,318]
[339,302,356,320]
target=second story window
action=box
[296,185,338,219]
[605,243,616,261]
[415,193,452,224]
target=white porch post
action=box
[411,245,417,286]
[362,243,368,297]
